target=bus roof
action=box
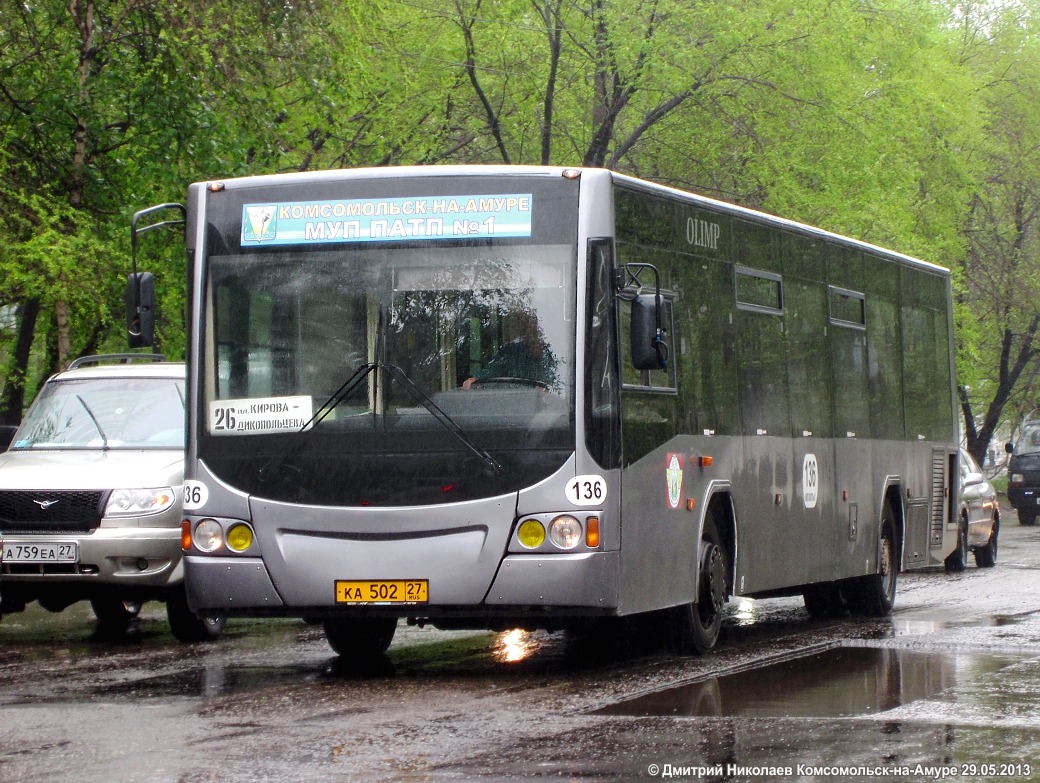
[193,164,946,276]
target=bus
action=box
[129,166,959,660]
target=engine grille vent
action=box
[0,490,105,534]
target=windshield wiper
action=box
[75,395,109,449]
[382,364,502,476]
[258,362,502,483]
[258,363,377,483]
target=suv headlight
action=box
[105,487,176,517]
[1011,473,1024,484]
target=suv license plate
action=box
[335,580,429,605]
[1,542,79,563]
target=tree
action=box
[949,1,1040,465]
[0,0,187,418]
[0,0,424,420]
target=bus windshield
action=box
[200,243,576,506]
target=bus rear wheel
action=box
[844,506,897,617]
[323,617,398,659]
[674,514,727,655]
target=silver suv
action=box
[0,354,224,642]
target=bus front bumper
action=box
[485,551,619,608]
[184,550,620,616]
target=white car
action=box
[0,354,224,641]
[945,448,999,571]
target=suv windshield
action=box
[12,377,185,450]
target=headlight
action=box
[226,523,254,552]
[1011,474,1024,483]
[549,515,582,549]
[105,487,176,517]
[517,519,546,549]
[193,519,224,552]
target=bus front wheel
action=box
[323,617,397,659]
[844,507,897,617]
[674,515,727,655]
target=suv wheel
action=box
[90,597,142,633]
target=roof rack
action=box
[68,353,168,369]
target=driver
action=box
[463,311,559,390]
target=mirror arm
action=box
[620,262,668,370]
[129,204,186,336]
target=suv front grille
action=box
[0,490,105,533]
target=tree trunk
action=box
[56,0,97,367]
[1,299,41,424]
[963,316,1040,468]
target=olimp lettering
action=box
[687,216,721,250]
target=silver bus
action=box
[130,166,959,660]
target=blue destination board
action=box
[241,194,533,246]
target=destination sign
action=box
[241,194,533,246]
[209,395,313,435]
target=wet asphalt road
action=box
[2,518,1040,782]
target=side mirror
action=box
[1006,441,1015,454]
[126,272,156,348]
[0,425,16,451]
[630,293,667,371]
[963,471,984,489]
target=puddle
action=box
[90,665,320,700]
[890,614,1031,636]
[596,646,1025,718]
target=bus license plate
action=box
[2,541,78,563]
[335,580,429,605]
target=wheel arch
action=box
[883,481,905,570]
[704,487,737,597]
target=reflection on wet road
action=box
[597,645,1029,718]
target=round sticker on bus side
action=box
[802,454,819,509]
[183,480,209,511]
[666,453,684,509]
[566,475,606,506]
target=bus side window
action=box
[586,238,620,469]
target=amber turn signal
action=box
[585,516,600,548]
